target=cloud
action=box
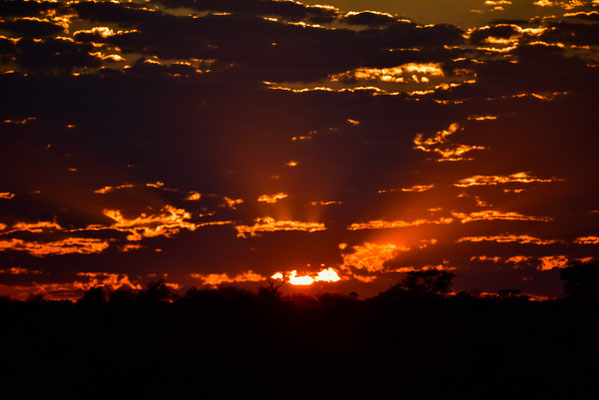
[235,217,326,238]
[257,192,288,203]
[348,217,454,231]
[0,266,41,275]
[0,192,15,199]
[574,236,599,244]
[458,234,559,245]
[454,172,559,187]
[190,270,266,287]
[156,0,340,23]
[99,205,200,241]
[340,243,409,273]
[0,17,64,38]
[451,210,552,223]
[0,237,110,257]
[340,11,396,27]
[413,123,486,162]
[270,267,342,286]
[539,255,569,270]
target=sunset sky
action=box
[1,0,598,300]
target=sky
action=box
[1,0,598,300]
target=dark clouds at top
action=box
[0,0,598,300]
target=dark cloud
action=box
[0,18,65,38]
[0,0,58,17]
[468,24,520,44]
[540,21,599,45]
[339,11,397,27]
[13,38,101,72]
[156,0,340,23]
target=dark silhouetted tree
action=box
[383,270,456,299]
[108,287,136,305]
[77,286,106,306]
[139,279,176,303]
[559,260,599,298]
[259,275,285,298]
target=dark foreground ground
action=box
[2,288,598,399]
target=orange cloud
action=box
[76,272,142,290]
[269,267,342,286]
[13,272,143,300]
[458,234,559,245]
[310,200,342,206]
[452,210,552,223]
[257,193,288,203]
[539,255,569,270]
[340,243,408,273]
[235,217,326,238]
[223,197,244,209]
[94,183,135,194]
[347,217,453,231]
[185,191,202,201]
[0,237,110,257]
[468,115,498,120]
[454,172,558,187]
[401,184,435,192]
[330,63,444,83]
[11,221,62,233]
[101,205,199,241]
[574,236,599,245]
[94,181,176,194]
[0,192,15,199]
[2,117,36,124]
[0,267,42,275]
[414,123,486,162]
[191,270,266,287]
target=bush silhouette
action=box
[382,269,456,299]
[560,260,599,299]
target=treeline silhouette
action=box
[2,261,599,399]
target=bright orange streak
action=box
[271,267,342,286]
[314,268,341,282]
[288,270,314,285]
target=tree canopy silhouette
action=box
[381,269,456,299]
[559,260,599,299]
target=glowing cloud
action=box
[348,217,453,231]
[76,272,142,290]
[0,267,42,275]
[0,192,15,199]
[11,221,62,233]
[102,205,199,241]
[574,236,599,245]
[94,184,135,194]
[191,270,266,287]
[414,123,485,162]
[223,197,244,209]
[314,268,341,282]
[539,255,569,270]
[401,184,435,192]
[454,172,559,187]
[458,234,559,245]
[0,237,110,257]
[185,191,202,201]
[235,217,326,238]
[258,193,288,203]
[340,243,408,273]
[452,210,552,223]
[270,268,342,286]
[331,63,444,83]
[310,200,342,206]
